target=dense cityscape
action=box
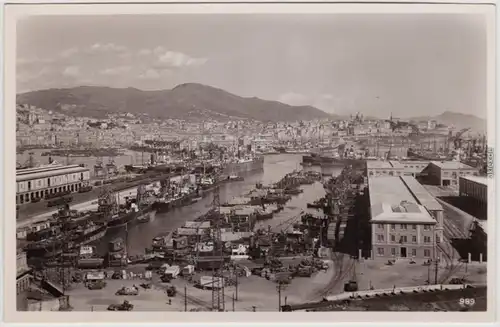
[13,11,490,316]
[16,101,488,312]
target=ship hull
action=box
[223,157,264,175]
[24,225,108,259]
[75,225,108,246]
[107,211,137,228]
[302,155,365,168]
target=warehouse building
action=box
[459,175,488,204]
[400,176,444,243]
[369,176,437,260]
[366,160,430,179]
[421,161,478,187]
[458,175,488,221]
[16,164,90,204]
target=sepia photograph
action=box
[3,1,496,323]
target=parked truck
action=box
[181,265,195,276]
[163,265,180,279]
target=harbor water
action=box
[97,154,342,256]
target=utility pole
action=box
[232,293,235,312]
[434,259,439,284]
[235,270,239,301]
[184,286,187,312]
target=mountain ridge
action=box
[408,111,487,133]
[16,83,335,122]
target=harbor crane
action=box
[448,128,471,150]
[211,184,225,312]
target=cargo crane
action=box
[211,184,225,311]
[447,128,471,151]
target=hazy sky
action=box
[17,14,487,118]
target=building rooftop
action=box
[368,176,436,224]
[366,161,395,169]
[430,161,476,170]
[401,176,443,211]
[460,175,488,187]
[16,164,89,182]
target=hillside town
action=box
[15,98,489,313]
[12,9,490,317]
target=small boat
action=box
[228,175,244,182]
[190,197,203,204]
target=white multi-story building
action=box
[16,164,91,204]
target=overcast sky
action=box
[17,14,487,118]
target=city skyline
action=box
[17,14,487,119]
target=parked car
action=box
[115,286,139,296]
[108,301,133,311]
[88,280,107,290]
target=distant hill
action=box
[410,111,487,133]
[16,83,334,122]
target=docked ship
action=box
[302,144,365,168]
[96,187,137,228]
[223,155,264,175]
[23,206,108,260]
[134,184,157,223]
[152,177,198,214]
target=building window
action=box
[390,224,396,231]
[424,225,431,231]
[424,236,431,243]
[389,171,394,176]
[412,224,417,230]
[80,172,84,181]
[411,249,417,257]
[27,181,31,191]
[25,194,29,201]
[377,224,383,229]
[47,178,51,187]
[377,248,384,256]
[369,171,374,176]
[377,234,384,242]
[401,224,407,230]
[390,234,396,242]
[400,235,407,243]
[436,235,441,243]
[391,248,396,256]
[412,236,417,243]
[424,249,431,257]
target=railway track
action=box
[311,252,357,300]
[443,218,468,240]
[437,242,463,284]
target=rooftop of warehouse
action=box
[368,176,436,223]
[460,175,488,186]
[430,161,476,170]
[366,161,404,169]
[400,176,443,211]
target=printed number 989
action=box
[459,298,476,306]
